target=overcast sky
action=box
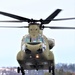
[0,0,75,67]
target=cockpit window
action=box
[24,35,30,43]
[24,35,45,43]
[22,35,46,51]
[31,36,44,43]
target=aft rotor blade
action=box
[53,17,75,21]
[42,9,62,24]
[0,11,30,22]
[44,26,75,29]
[0,26,28,28]
[0,20,23,22]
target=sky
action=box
[0,0,75,67]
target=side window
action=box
[40,37,43,42]
[25,36,30,43]
[39,36,45,43]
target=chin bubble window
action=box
[42,43,46,51]
[22,44,26,51]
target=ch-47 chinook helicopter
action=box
[0,9,75,75]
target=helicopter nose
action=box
[25,48,43,54]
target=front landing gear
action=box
[17,67,25,75]
[49,66,55,75]
[52,66,55,75]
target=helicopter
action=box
[0,9,75,75]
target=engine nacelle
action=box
[48,38,55,49]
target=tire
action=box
[52,66,55,75]
[22,72,25,75]
[49,66,51,73]
[17,67,20,73]
[21,67,25,75]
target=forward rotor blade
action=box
[42,9,62,24]
[53,17,75,21]
[44,26,75,29]
[0,11,30,22]
[0,26,28,28]
[0,20,23,22]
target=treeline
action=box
[55,69,74,75]
[56,63,75,73]
[0,63,75,75]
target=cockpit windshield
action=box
[24,35,45,43]
[22,35,46,51]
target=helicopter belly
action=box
[17,51,54,70]
[20,56,49,70]
[21,62,49,70]
[17,47,55,70]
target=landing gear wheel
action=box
[22,72,25,75]
[52,66,55,75]
[21,67,25,75]
[49,66,51,73]
[36,68,38,71]
[17,67,20,73]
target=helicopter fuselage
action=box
[17,35,55,70]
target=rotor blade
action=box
[0,26,28,28]
[44,26,75,29]
[53,17,75,21]
[0,20,23,22]
[42,9,62,24]
[0,11,30,22]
